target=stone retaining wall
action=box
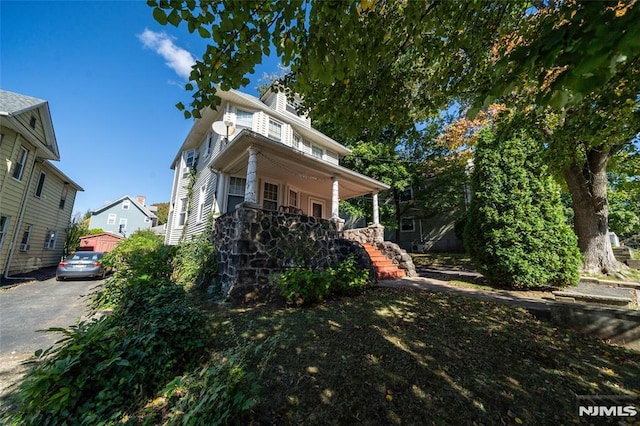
[213,206,375,302]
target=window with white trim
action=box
[44,230,57,250]
[59,186,68,209]
[20,224,32,251]
[178,198,188,226]
[311,144,323,159]
[263,182,279,211]
[204,134,213,156]
[35,172,46,197]
[400,217,415,232]
[236,110,253,128]
[292,133,302,150]
[122,200,130,210]
[268,119,282,141]
[182,150,196,178]
[0,216,9,249]
[227,177,246,213]
[288,188,299,208]
[107,214,116,225]
[12,147,28,180]
[197,185,206,223]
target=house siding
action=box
[89,198,153,236]
[14,108,47,147]
[10,162,78,274]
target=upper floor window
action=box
[268,119,282,141]
[107,214,116,225]
[29,116,37,129]
[286,101,299,115]
[204,134,214,156]
[183,150,196,177]
[122,200,130,210]
[35,172,46,197]
[292,133,302,150]
[401,217,415,232]
[44,230,57,250]
[59,186,68,209]
[236,110,253,128]
[12,147,28,180]
[197,185,207,223]
[399,187,413,202]
[311,145,323,159]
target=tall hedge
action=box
[463,119,581,289]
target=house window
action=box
[293,133,302,150]
[197,185,206,223]
[20,224,32,251]
[286,101,299,115]
[35,172,46,197]
[144,217,151,223]
[288,189,299,208]
[263,182,279,211]
[311,200,323,218]
[311,145,323,159]
[268,119,282,141]
[107,214,116,225]
[29,116,37,129]
[119,218,127,234]
[400,187,413,202]
[178,198,188,226]
[44,230,57,250]
[122,200,130,210]
[12,147,28,180]
[401,217,415,232]
[59,185,68,209]
[183,150,196,177]
[204,134,213,156]
[236,110,254,128]
[0,216,8,249]
[227,177,246,213]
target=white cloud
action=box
[138,29,195,80]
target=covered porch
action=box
[208,129,389,227]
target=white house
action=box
[165,87,390,245]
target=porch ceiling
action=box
[208,130,389,200]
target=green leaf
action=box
[167,9,181,27]
[152,7,167,25]
[198,26,211,38]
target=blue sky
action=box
[1,1,277,216]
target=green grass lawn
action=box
[175,287,640,425]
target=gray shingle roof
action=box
[0,89,47,115]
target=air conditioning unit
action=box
[19,243,30,251]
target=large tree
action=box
[149,0,640,273]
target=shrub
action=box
[275,256,370,306]
[172,233,218,290]
[5,233,209,425]
[464,118,581,289]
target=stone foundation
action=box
[213,206,375,302]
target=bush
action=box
[275,256,370,306]
[5,233,210,425]
[464,118,582,289]
[172,233,218,290]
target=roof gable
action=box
[91,195,155,218]
[0,90,60,160]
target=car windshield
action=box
[69,253,101,261]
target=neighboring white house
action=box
[165,87,390,245]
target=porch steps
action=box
[362,243,406,281]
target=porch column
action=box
[244,146,258,204]
[372,192,380,225]
[331,176,339,219]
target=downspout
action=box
[3,155,39,280]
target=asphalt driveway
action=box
[0,276,102,405]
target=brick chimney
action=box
[136,195,146,206]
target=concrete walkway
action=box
[374,275,552,319]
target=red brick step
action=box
[362,243,406,281]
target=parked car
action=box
[56,251,106,281]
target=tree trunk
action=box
[562,145,622,274]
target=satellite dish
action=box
[212,121,237,139]
[212,121,227,136]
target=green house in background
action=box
[0,90,83,279]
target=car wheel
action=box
[56,276,62,281]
